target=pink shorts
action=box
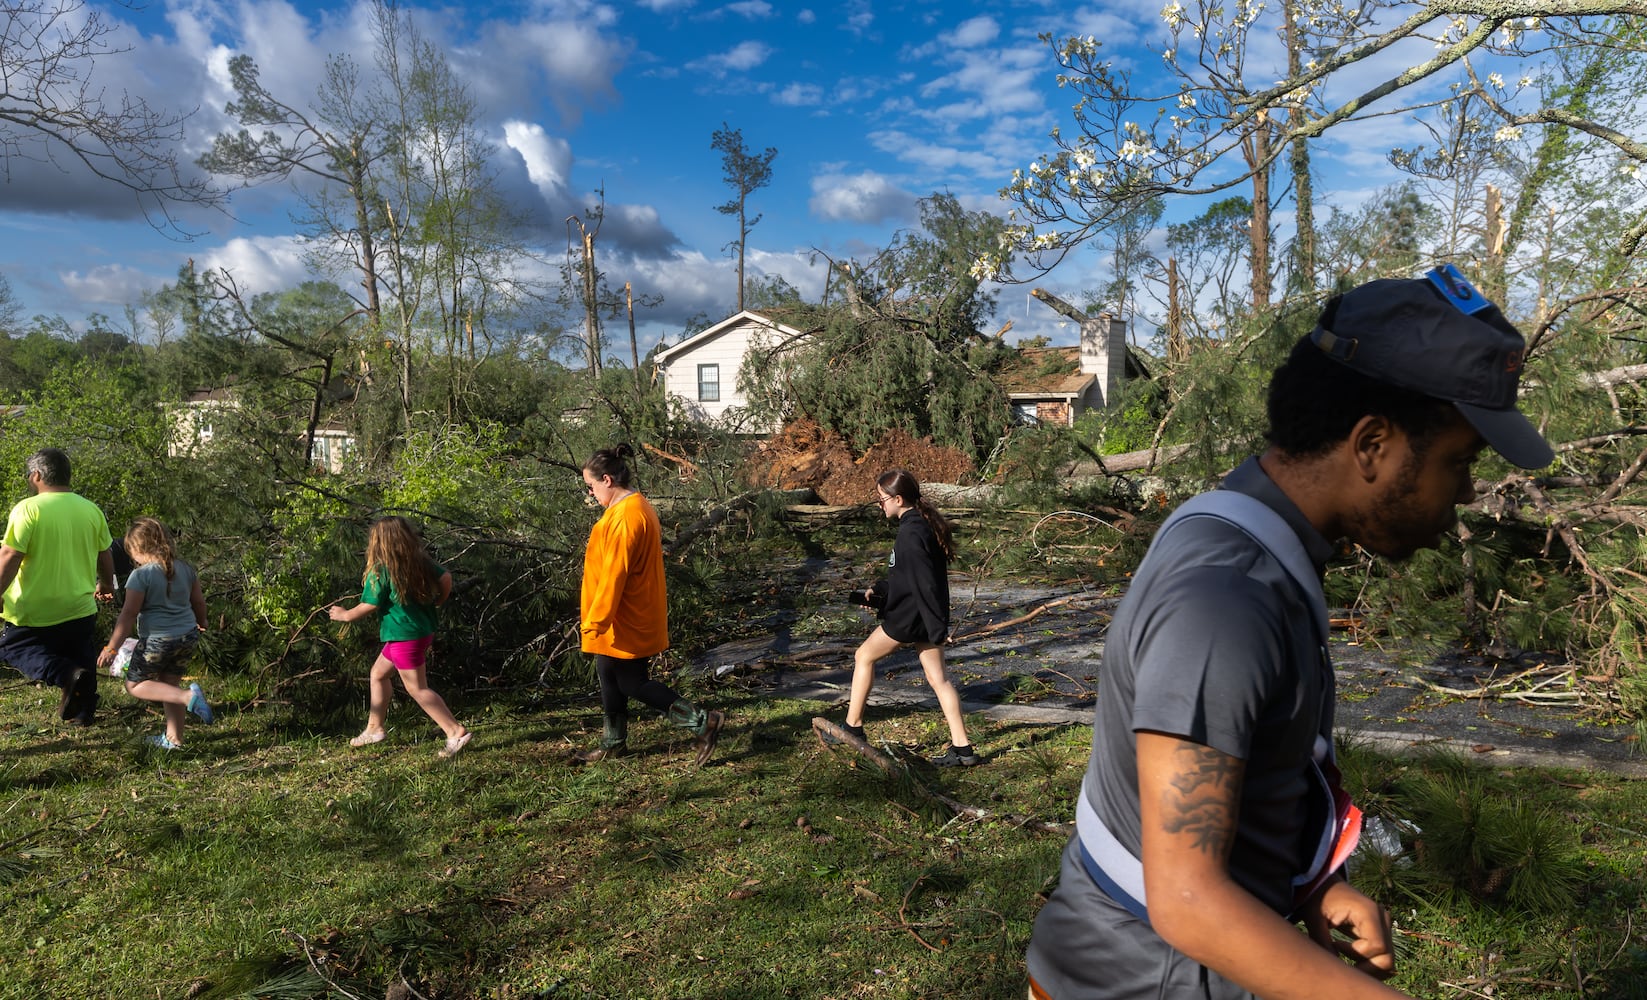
[381,636,434,671]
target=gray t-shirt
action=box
[128,560,198,639]
[1026,457,1336,999]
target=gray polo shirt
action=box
[1026,457,1337,999]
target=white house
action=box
[1000,313,1133,426]
[652,310,809,433]
[165,386,359,473]
[166,387,237,455]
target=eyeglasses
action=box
[874,493,894,506]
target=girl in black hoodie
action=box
[841,469,979,766]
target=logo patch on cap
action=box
[1426,263,1490,316]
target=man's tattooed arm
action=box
[1151,735,1245,861]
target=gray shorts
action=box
[127,631,200,683]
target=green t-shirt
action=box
[2,491,112,627]
[360,559,446,641]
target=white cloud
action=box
[503,120,574,202]
[472,16,628,123]
[746,247,828,300]
[842,0,873,37]
[867,130,1003,176]
[944,15,999,49]
[688,40,773,75]
[797,9,816,25]
[58,264,167,308]
[773,82,823,106]
[197,235,313,296]
[636,0,695,10]
[809,171,917,224]
[918,47,1045,119]
[497,120,681,256]
[726,1,774,18]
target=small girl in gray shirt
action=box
[97,517,213,749]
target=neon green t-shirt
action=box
[2,491,112,627]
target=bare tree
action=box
[0,0,217,230]
[1000,2,1647,280]
[710,123,777,313]
[199,53,389,325]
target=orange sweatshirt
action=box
[580,492,669,658]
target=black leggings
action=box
[594,654,679,719]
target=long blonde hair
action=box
[126,516,178,581]
[364,516,439,605]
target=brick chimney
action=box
[1078,312,1128,407]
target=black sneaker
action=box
[931,744,981,767]
[59,668,87,720]
[68,692,100,727]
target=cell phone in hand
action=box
[847,588,884,610]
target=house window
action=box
[697,364,720,402]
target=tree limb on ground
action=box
[811,718,1069,835]
[948,595,1110,641]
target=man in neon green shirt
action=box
[0,449,115,725]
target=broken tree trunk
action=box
[811,718,1069,834]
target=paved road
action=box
[696,576,1647,777]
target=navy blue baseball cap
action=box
[1309,265,1553,469]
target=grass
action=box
[2,669,1646,998]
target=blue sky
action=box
[0,0,1432,352]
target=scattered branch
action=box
[812,718,1070,835]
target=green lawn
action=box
[2,672,1644,999]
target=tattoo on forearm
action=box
[1158,742,1243,859]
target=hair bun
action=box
[615,443,635,460]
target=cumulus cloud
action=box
[841,0,874,37]
[688,40,773,75]
[636,0,696,10]
[726,1,774,18]
[809,171,918,224]
[497,120,681,257]
[867,130,1003,176]
[603,247,826,351]
[797,9,816,25]
[467,14,628,124]
[197,235,314,297]
[918,46,1046,119]
[503,121,575,203]
[945,15,1000,48]
[773,82,823,106]
[58,264,168,309]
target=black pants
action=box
[0,615,98,688]
[595,654,679,718]
[593,654,707,747]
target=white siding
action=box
[656,313,804,433]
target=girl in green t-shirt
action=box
[328,516,470,758]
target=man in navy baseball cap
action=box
[1308,264,1552,469]
[1027,265,1549,1000]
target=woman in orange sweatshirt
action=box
[577,444,723,765]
